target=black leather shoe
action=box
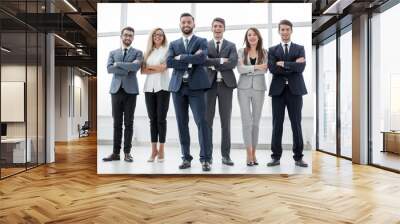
[103,153,120,162]
[222,157,234,166]
[267,159,280,167]
[295,159,308,167]
[247,161,254,166]
[253,160,259,166]
[124,153,133,162]
[179,160,191,169]
[202,161,211,171]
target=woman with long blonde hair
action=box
[141,28,170,162]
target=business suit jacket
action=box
[167,35,210,92]
[237,48,268,91]
[268,43,307,96]
[204,39,238,88]
[107,47,143,94]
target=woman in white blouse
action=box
[237,28,268,166]
[141,28,170,162]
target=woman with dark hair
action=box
[237,27,268,166]
[141,28,170,163]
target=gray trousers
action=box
[205,81,234,159]
[238,88,265,148]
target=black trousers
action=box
[271,85,304,161]
[145,90,170,143]
[111,88,137,154]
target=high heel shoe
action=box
[147,151,158,162]
[253,160,259,165]
[247,161,254,166]
[157,157,164,163]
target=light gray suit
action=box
[237,48,268,147]
[204,39,238,159]
[107,47,143,94]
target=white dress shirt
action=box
[143,46,170,93]
[213,38,224,81]
[280,41,292,54]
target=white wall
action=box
[55,67,89,141]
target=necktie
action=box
[284,43,288,59]
[184,38,189,52]
[123,48,127,61]
[216,41,220,54]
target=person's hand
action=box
[255,63,268,70]
[195,49,202,55]
[296,57,305,63]
[174,55,181,60]
[113,62,117,66]
[159,63,167,70]
[276,61,284,67]
[222,58,229,63]
[133,59,140,64]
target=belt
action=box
[283,78,289,85]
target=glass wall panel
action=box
[371,4,400,171]
[317,37,337,154]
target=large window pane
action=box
[196,3,268,27]
[127,3,191,31]
[272,3,312,23]
[1,31,27,177]
[340,29,352,158]
[318,38,337,154]
[371,4,400,171]
[97,3,121,33]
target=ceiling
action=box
[0,0,393,75]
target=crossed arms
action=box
[166,38,208,71]
[107,50,143,75]
[268,46,306,76]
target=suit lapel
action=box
[187,35,196,53]
[209,40,217,56]
[277,44,285,60]
[219,40,228,55]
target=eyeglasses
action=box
[122,34,133,38]
[152,33,164,37]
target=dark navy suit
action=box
[268,42,307,161]
[167,35,212,163]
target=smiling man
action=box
[166,13,212,171]
[267,19,308,168]
[204,17,238,166]
[104,26,143,163]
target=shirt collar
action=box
[121,45,132,52]
[281,41,292,49]
[214,38,223,45]
[182,34,193,43]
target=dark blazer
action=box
[204,39,238,88]
[268,43,307,96]
[107,47,143,94]
[167,35,210,92]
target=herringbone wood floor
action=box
[1,135,400,224]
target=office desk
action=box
[1,138,31,163]
[381,131,400,154]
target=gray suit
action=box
[204,39,238,159]
[237,48,268,147]
[107,47,143,94]
[106,47,143,154]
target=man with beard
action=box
[103,26,143,163]
[166,13,212,171]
